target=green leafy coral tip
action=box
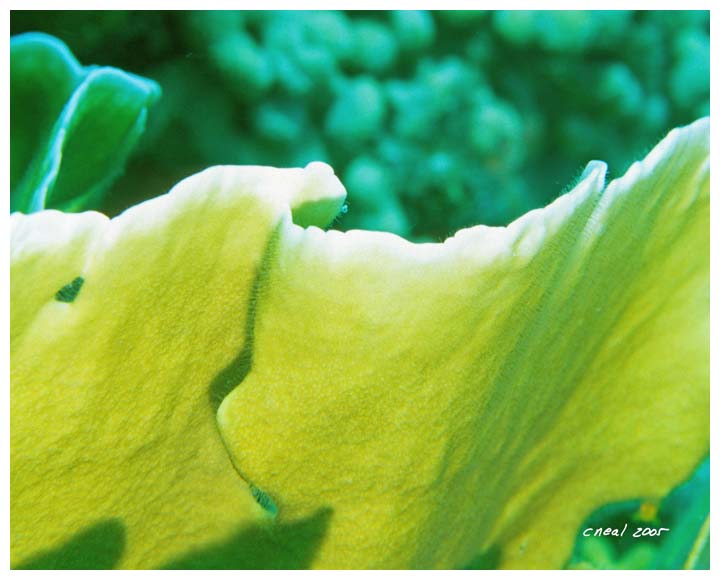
[10,32,161,214]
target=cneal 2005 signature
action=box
[583,524,670,538]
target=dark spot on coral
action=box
[55,276,85,303]
[251,484,278,516]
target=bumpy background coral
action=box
[11,10,709,239]
[10,10,709,570]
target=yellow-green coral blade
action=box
[10,162,346,568]
[217,117,709,569]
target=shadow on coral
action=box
[14,508,332,570]
[160,507,333,569]
[462,544,502,569]
[14,518,126,569]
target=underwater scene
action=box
[9,10,709,570]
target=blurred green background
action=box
[10,10,710,569]
[10,9,709,240]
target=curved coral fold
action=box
[218,117,709,568]
[11,163,345,568]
